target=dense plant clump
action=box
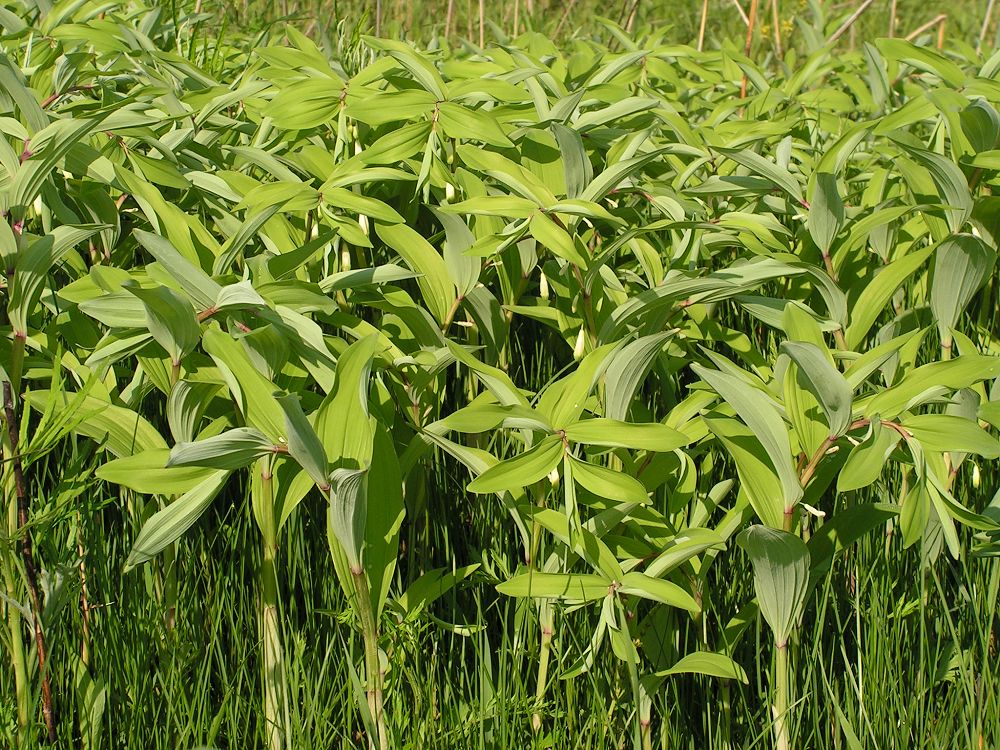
[1,2,999,748]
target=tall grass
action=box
[0,1,999,749]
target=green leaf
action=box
[323,187,405,224]
[563,419,690,452]
[467,435,563,494]
[317,334,378,466]
[714,146,804,204]
[655,652,748,683]
[930,234,996,349]
[328,466,368,572]
[124,470,230,570]
[875,39,966,88]
[618,572,700,612]
[167,427,277,470]
[737,526,811,645]
[903,147,973,234]
[844,245,935,349]
[644,528,726,578]
[429,403,551,434]
[704,416,785,529]
[25,392,166,457]
[497,571,610,602]
[529,211,588,266]
[863,355,1000,418]
[780,341,853,438]
[431,207,480,297]
[571,457,649,504]
[133,229,221,310]
[902,414,1000,458]
[277,394,329,488]
[97,450,217,496]
[807,173,844,255]
[202,327,286,441]
[693,364,802,510]
[124,282,201,366]
[603,332,673,421]
[437,102,513,147]
[375,222,455,324]
[837,420,900,492]
[9,226,104,335]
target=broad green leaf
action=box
[780,341,852,438]
[497,571,610,602]
[277,394,329,488]
[844,245,935,349]
[714,146,804,204]
[930,235,996,349]
[316,334,378,466]
[902,414,1000,458]
[124,282,201,366]
[875,39,966,88]
[655,652,748,683]
[837,420,900,492]
[133,229,221,310]
[644,528,726,578]
[437,102,513,147]
[737,526,811,645]
[467,435,563,494]
[705,416,784,529]
[431,207,480,296]
[529,211,587,266]
[8,226,105,335]
[26,392,166,456]
[328,466,368,571]
[603,332,673,421]
[124,470,230,570]
[202,327,286,440]
[693,364,802,509]
[97,449,216,495]
[618,572,699,612]
[571,457,649,504]
[807,172,844,255]
[167,427,277,470]
[375,222,455,324]
[564,419,689,452]
[863,355,1000,418]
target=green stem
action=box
[1,553,29,739]
[531,606,553,733]
[162,543,177,634]
[774,642,791,750]
[9,334,25,398]
[258,467,287,750]
[352,570,386,750]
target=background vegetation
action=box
[1,1,1000,749]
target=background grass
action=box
[1,1,999,749]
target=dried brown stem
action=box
[697,0,710,51]
[980,0,996,51]
[826,0,875,45]
[445,0,455,39]
[905,14,947,42]
[554,0,578,38]
[4,381,57,743]
[730,0,750,26]
[770,0,782,57]
[740,0,760,99]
